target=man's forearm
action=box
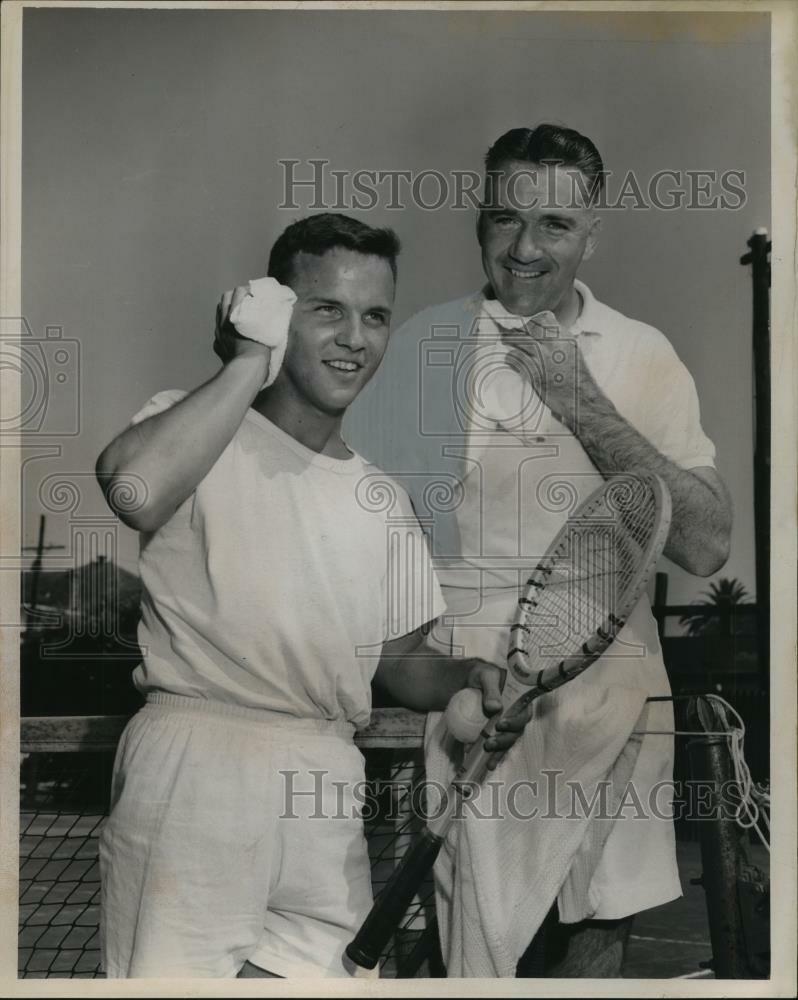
[380,648,476,712]
[374,633,527,765]
[375,642,491,713]
[568,383,731,576]
[96,354,268,532]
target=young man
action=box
[345,126,733,976]
[95,213,526,978]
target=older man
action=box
[345,124,732,976]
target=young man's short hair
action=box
[268,213,401,286]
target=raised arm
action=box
[509,322,732,578]
[567,393,731,576]
[96,284,282,533]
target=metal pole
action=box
[27,514,46,619]
[653,571,668,641]
[740,229,770,689]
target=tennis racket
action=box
[346,471,672,971]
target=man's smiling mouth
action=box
[323,360,362,372]
[507,267,545,280]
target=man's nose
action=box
[509,224,542,263]
[336,316,366,351]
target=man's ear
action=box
[582,213,602,262]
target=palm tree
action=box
[679,577,751,636]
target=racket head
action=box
[507,472,671,691]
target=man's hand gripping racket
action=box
[346,472,672,970]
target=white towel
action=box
[424,676,649,977]
[228,276,297,388]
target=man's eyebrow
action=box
[305,296,343,306]
[540,211,577,222]
[484,205,581,219]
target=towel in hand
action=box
[425,675,649,977]
[229,276,297,387]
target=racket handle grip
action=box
[346,826,443,970]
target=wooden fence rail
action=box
[20,707,426,755]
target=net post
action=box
[686,696,751,978]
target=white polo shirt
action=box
[440,279,716,594]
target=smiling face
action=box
[277,247,395,417]
[478,160,600,320]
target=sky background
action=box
[20,7,769,605]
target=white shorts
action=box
[100,694,375,978]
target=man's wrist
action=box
[223,350,271,386]
[435,657,485,706]
[461,657,496,688]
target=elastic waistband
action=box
[144,692,356,739]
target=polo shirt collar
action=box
[570,279,602,337]
[477,278,603,337]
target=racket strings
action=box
[519,573,611,659]
[516,487,659,666]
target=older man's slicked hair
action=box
[484,124,606,204]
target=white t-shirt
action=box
[130,390,446,729]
